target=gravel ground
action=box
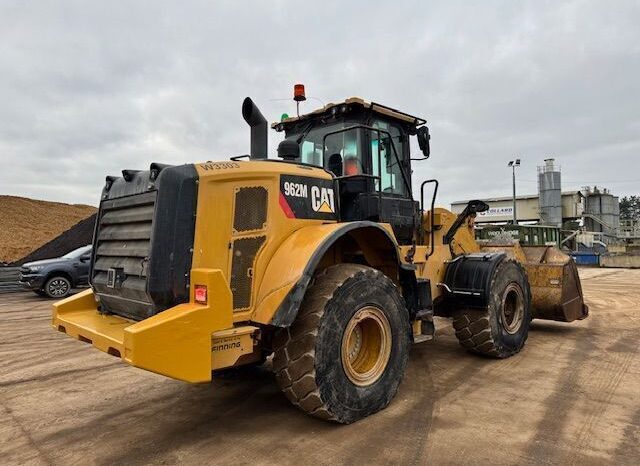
[1,268,638,465]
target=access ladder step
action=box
[413,333,433,344]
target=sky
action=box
[1,0,639,208]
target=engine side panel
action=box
[192,161,337,323]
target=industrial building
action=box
[620,219,640,244]
[452,159,587,226]
[451,158,622,247]
[582,186,620,238]
[451,191,584,225]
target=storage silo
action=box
[538,158,562,227]
[583,186,619,238]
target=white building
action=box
[450,192,584,224]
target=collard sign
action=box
[477,206,514,218]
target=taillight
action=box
[194,285,207,304]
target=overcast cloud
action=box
[0,0,638,207]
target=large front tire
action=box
[273,264,411,424]
[452,259,531,358]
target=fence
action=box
[0,267,22,293]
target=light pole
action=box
[507,159,521,224]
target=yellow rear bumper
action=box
[52,269,233,383]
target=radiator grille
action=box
[230,236,266,310]
[92,191,156,318]
[233,186,268,232]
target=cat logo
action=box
[311,186,335,214]
[279,174,337,220]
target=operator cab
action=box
[272,97,430,244]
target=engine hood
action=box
[23,258,69,268]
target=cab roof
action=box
[271,97,426,130]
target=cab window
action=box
[370,121,406,195]
[291,124,364,177]
[324,128,363,176]
[300,139,322,166]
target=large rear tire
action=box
[272,264,411,424]
[452,259,531,358]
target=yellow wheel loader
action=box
[52,94,588,424]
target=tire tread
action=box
[272,264,378,422]
[452,259,530,358]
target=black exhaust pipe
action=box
[242,97,268,159]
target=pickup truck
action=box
[19,245,92,298]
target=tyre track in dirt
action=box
[2,269,640,465]
[523,269,639,465]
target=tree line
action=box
[619,196,640,221]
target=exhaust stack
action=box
[242,97,268,159]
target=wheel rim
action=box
[501,283,525,334]
[49,279,69,296]
[341,306,392,387]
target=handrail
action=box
[420,179,439,259]
[582,213,615,230]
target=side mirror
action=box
[80,255,90,262]
[416,126,430,159]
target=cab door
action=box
[368,121,417,244]
[327,123,418,245]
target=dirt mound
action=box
[0,195,97,264]
[13,214,97,265]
